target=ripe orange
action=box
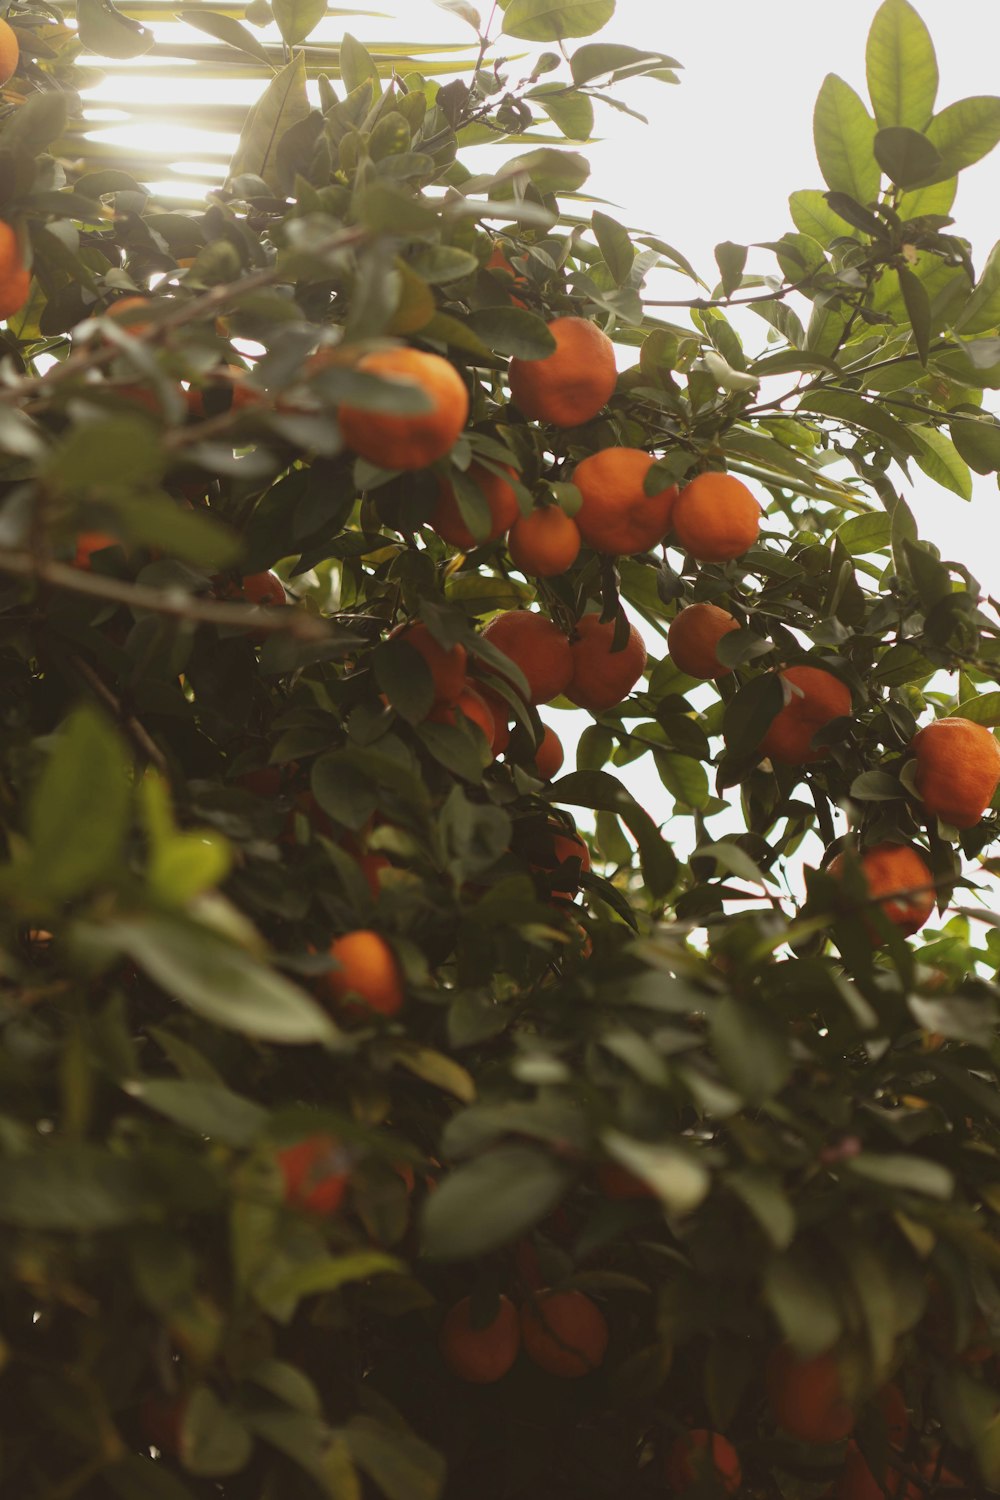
[547,826,591,897]
[322,930,404,1016]
[481,609,573,705]
[671,471,761,562]
[667,602,740,678]
[486,241,528,307]
[477,683,512,755]
[910,716,1000,829]
[0,219,27,320]
[429,686,495,745]
[596,1163,654,1200]
[565,613,647,713]
[73,531,119,568]
[834,1442,918,1500]
[440,1295,521,1383]
[277,1134,349,1216]
[519,1290,608,1377]
[759,665,852,765]
[390,621,467,705]
[508,316,617,428]
[428,461,520,549]
[665,1430,742,1497]
[827,843,935,940]
[766,1345,855,1443]
[508,506,581,577]
[107,295,154,337]
[337,347,468,470]
[571,448,676,556]
[533,725,564,780]
[0,19,20,87]
[238,571,287,608]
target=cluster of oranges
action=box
[440,1288,608,1383]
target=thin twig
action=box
[68,653,168,772]
[0,549,331,640]
[644,278,812,311]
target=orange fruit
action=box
[73,531,119,568]
[477,683,512,756]
[107,295,154,337]
[508,506,581,577]
[389,621,467,706]
[508,316,617,428]
[760,665,852,765]
[597,1163,654,1200]
[520,1290,608,1377]
[139,1392,187,1456]
[665,1430,742,1497]
[238,571,287,608]
[827,843,935,940]
[0,219,28,320]
[533,725,564,780]
[337,347,468,470]
[429,686,495,745]
[875,1383,908,1449]
[548,827,591,897]
[565,613,647,713]
[481,609,572,705]
[572,448,676,556]
[0,19,20,87]
[440,1295,521,1383]
[667,602,740,678]
[277,1134,349,1216]
[910,716,1000,829]
[671,471,761,562]
[322,930,404,1016]
[486,241,528,307]
[766,1345,855,1443]
[428,461,520,549]
[834,1442,918,1500]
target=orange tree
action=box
[4,0,1000,1496]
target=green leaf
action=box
[126,1079,268,1147]
[434,0,482,28]
[345,1416,445,1500]
[0,1145,150,1229]
[256,1251,403,1304]
[865,0,938,130]
[45,415,164,495]
[178,9,275,65]
[764,1248,844,1356]
[182,1387,253,1478]
[77,0,154,57]
[339,32,382,96]
[109,914,340,1045]
[788,188,856,245]
[548,769,677,897]
[850,770,905,801]
[421,1144,572,1259]
[848,1153,954,1199]
[836,511,892,554]
[911,426,973,498]
[272,0,327,46]
[726,1167,795,1249]
[592,210,635,284]
[653,751,709,809]
[873,125,943,189]
[951,416,1000,474]
[897,264,931,363]
[813,73,880,204]
[955,240,1000,335]
[952,693,1000,726]
[466,306,557,358]
[27,708,130,902]
[570,42,680,86]
[714,240,747,297]
[502,146,590,194]
[105,1455,200,1500]
[356,182,437,233]
[927,96,1000,181]
[711,995,792,1104]
[528,83,595,141]
[502,0,615,43]
[228,52,311,193]
[602,1130,709,1215]
[373,640,435,725]
[723,672,785,759]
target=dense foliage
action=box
[4,1,1000,1496]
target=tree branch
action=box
[68,653,168,773]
